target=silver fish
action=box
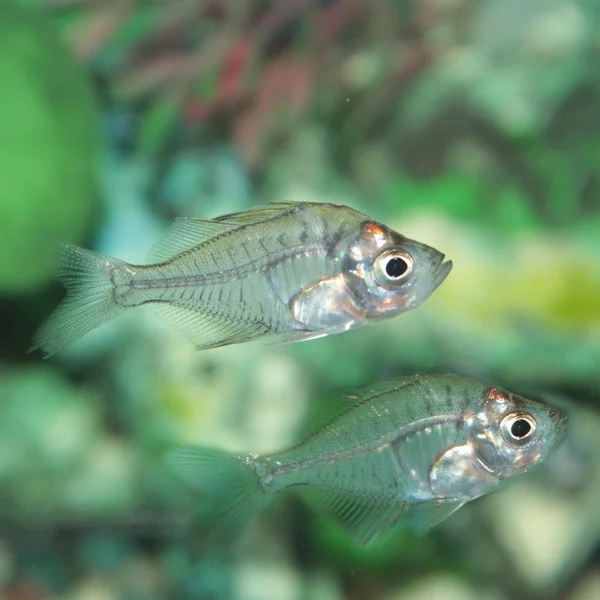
[168,373,567,547]
[32,202,452,357]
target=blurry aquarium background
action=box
[1,0,600,599]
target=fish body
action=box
[32,202,452,356]
[169,373,568,547]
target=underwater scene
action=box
[1,1,600,599]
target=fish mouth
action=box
[430,256,453,293]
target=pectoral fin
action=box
[402,500,465,535]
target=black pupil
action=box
[385,257,408,278]
[511,419,532,439]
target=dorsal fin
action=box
[298,374,427,443]
[213,202,304,226]
[345,374,426,404]
[148,218,236,263]
[148,203,309,262]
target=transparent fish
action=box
[168,373,568,548]
[31,202,452,357]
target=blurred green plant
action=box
[35,0,600,233]
[0,1,101,294]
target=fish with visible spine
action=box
[167,373,568,548]
[31,202,452,357]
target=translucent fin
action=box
[298,383,377,444]
[166,446,268,546]
[403,500,465,535]
[299,374,427,445]
[345,374,427,403]
[148,218,236,263]
[301,488,410,548]
[303,488,464,547]
[213,202,303,226]
[271,329,329,345]
[30,243,128,358]
[156,305,269,350]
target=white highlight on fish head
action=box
[429,443,499,501]
[289,274,364,331]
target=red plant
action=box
[48,0,437,168]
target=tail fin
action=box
[166,447,269,548]
[31,242,128,358]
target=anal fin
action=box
[156,304,269,350]
[300,488,409,548]
[301,488,464,547]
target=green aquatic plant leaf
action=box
[137,93,183,156]
[0,1,101,293]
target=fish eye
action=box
[374,251,414,286]
[511,419,531,438]
[386,256,409,278]
[500,412,537,446]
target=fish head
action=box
[467,386,568,481]
[343,220,452,320]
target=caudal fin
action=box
[166,446,269,547]
[31,242,128,358]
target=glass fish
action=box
[168,373,568,548]
[31,202,452,357]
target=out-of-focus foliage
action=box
[35,0,600,232]
[0,1,100,294]
[1,1,600,599]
